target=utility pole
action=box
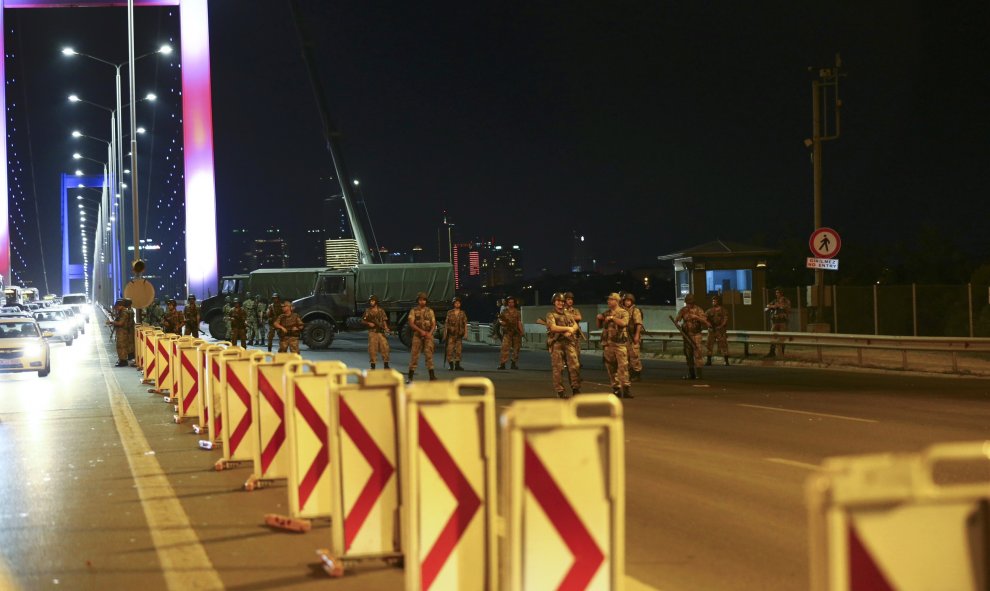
[809,54,843,325]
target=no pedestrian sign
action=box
[809,227,841,258]
[807,257,839,271]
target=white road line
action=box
[626,574,662,591]
[0,553,20,591]
[98,340,224,590]
[737,403,878,423]
[765,457,822,471]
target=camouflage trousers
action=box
[368,332,390,364]
[267,325,278,348]
[230,328,247,348]
[409,334,435,370]
[706,329,728,356]
[603,343,630,389]
[550,340,581,394]
[447,336,463,362]
[684,333,704,367]
[499,332,521,364]
[278,336,300,354]
[246,320,258,343]
[184,323,199,338]
[627,340,642,372]
[115,334,130,361]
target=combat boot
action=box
[407,369,414,383]
[723,356,729,366]
[621,386,633,399]
[449,362,454,371]
[383,362,390,369]
[511,361,519,370]
[695,367,703,380]
[705,356,712,366]
[498,363,506,370]
[428,369,437,381]
[454,361,463,371]
[682,367,696,380]
[370,363,376,370]
[267,345,272,353]
[764,345,776,358]
[572,388,581,395]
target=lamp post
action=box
[63,43,169,272]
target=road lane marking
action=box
[765,457,821,471]
[737,403,877,423]
[98,340,224,590]
[0,553,20,591]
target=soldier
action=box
[183,294,200,338]
[254,294,265,341]
[145,299,164,327]
[563,291,584,369]
[229,299,248,348]
[162,299,184,335]
[497,296,523,370]
[407,292,437,382]
[547,292,581,398]
[622,292,645,381]
[265,293,282,352]
[674,293,710,380]
[444,296,467,371]
[243,293,258,345]
[124,298,136,361]
[222,296,233,341]
[106,299,130,367]
[362,295,391,369]
[705,294,730,366]
[597,293,632,398]
[274,300,304,353]
[765,287,791,357]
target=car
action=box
[60,293,90,323]
[0,317,50,377]
[33,309,74,345]
[53,306,85,336]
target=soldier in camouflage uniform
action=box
[563,292,584,370]
[547,292,581,398]
[675,293,710,380]
[265,294,282,352]
[705,295,730,366]
[497,296,522,370]
[243,293,258,345]
[229,299,248,348]
[254,295,265,341]
[106,299,132,367]
[765,288,791,357]
[274,300,304,353]
[622,292,644,381]
[222,296,233,341]
[597,293,632,398]
[407,292,437,382]
[162,299,184,335]
[444,296,467,371]
[362,295,391,369]
[145,299,164,328]
[183,295,200,338]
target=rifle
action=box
[537,316,587,340]
[669,315,696,365]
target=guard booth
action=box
[658,240,778,331]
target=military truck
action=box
[203,263,454,348]
[292,263,454,349]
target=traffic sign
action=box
[806,257,839,271]
[810,227,841,258]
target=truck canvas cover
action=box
[249,268,325,301]
[353,263,453,306]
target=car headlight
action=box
[23,344,43,357]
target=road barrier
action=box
[170,336,194,403]
[320,369,406,573]
[207,347,246,445]
[807,441,990,591]
[501,395,625,591]
[403,377,497,591]
[134,325,150,370]
[194,343,229,436]
[142,329,164,384]
[153,334,178,394]
[174,339,206,423]
[216,350,268,470]
[280,361,352,528]
[245,353,301,491]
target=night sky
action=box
[7,1,990,291]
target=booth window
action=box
[706,269,752,294]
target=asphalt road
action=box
[1,320,988,590]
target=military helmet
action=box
[712,294,722,305]
[167,299,177,306]
[114,298,125,307]
[225,296,232,302]
[623,292,636,304]
[245,292,253,298]
[563,292,574,300]
[684,293,695,304]
[123,298,133,307]
[416,291,428,301]
[234,299,241,305]
[452,295,462,304]
[187,294,196,301]
[369,294,379,303]
[551,292,565,303]
[271,292,280,299]
[505,295,517,304]
[607,292,621,302]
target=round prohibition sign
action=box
[809,227,841,258]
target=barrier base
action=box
[315,549,403,577]
[244,475,281,491]
[214,459,248,472]
[264,513,311,533]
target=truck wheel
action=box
[208,315,227,340]
[304,319,335,350]
[398,324,412,349]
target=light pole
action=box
[63,43,169,272]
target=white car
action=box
[60,294,90,323]
[53,306,85,337]
[33,309,75,346]
[0,317,51,377]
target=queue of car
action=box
[0,293,93,378]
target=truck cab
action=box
[200,274,249,339]
[292,271,355,349]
